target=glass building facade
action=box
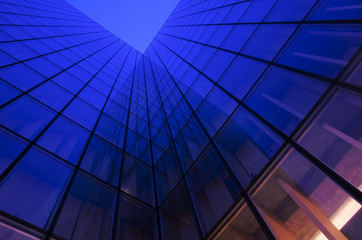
[0,0,361,239]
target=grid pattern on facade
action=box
[0,0,361,239]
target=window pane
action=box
[296,88,362,190]
[30,81,73,112]
[187,146,241,233]
[0,96,56,140]
[217,56,267,100]
[277,24,362,78]
[245,67,328,134]
[54,173,116,240]
[251,147,362,240]
[0,147,72,228]
[160,184,200,240]
[0,127,27,174]
[121,156,155,206]
[242,24,297,61]
[81,135,122,186]
[63,98,100,131]
[116,194,157,240]
[37,116,90,164]
[215,107,283,187]
[0,63,46,91]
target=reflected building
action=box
[0,0,361,239]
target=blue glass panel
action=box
[217,56,267,100]
[0,95,56,140]
[187,146,240,233]
[81,135,121,186]
[242,24,297,61]
[79,86,107,110]
[309,0,362,20]
[52,71,84,94]
[121,156,155,206]
[95,114,126,148]
[215,107,283,186]
[117,194,157,239]
[0,63,46,91]
[54,173,115,240]
[277,24,362,78]
[63,98,100,130]
[203,50,235,82]
[246,67,328,134]
[155,148,182,203]
[0,127,27,174]
[160,184,199,239]
[0,147,71,227]
[0,79,21,105]
[197,87,238,137]
[37,116,90,164]
[265,0,317,21]
[29,81,73,111]
[25,57,62,78]
[220,25,258,52]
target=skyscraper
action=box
[0,0,361,239]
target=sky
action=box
[66,0,180,53]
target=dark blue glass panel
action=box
[63,98,100,130]
[155,148,182,203]
[185,74,214,110]
[175,117,209,171]
[95,114,126,148]
[217,56,267,100]
[245,67,328,134]
[242,24,297,61]
[79,86,107,110]
[25,57,62,78]
[121,156,155,206]
[309,0,362,20]
[0,79,21,105]
[0,147,71,227]
[54,173,115,240]
[29,81,73,112]
[277,24,362,78]
[0,95,56,140]
[215,107,283,186]
[0,63,46,91]
[240,0,277,22]
[160,184,199,239]
[186,146,240,233]
[52,71,84,94]
[265,0,317,21]
[81,135,122,186]
[117,194,157,239]
[37,116,90,164]
[203,50,235,82]
[220,24,258,52]
[0,127,27,174]
[197,87,238,137]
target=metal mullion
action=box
[111,52,139,240]
[151,43,279,240]
[142,57,163,240]
[0,33,114,69]
[147,52,204,239]
[0,39,121,185]
[0,29,108,44]
[40,43,125,239]
[0,36,119,110]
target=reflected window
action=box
[251,147,362,240]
